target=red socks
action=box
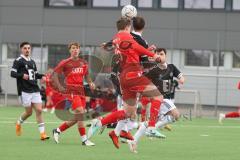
[148,99,161,127]
[59,122,70,132]
[225,112,240,118]
[78,127,86,136]
[101,110,126,126]
[141,108,146,122]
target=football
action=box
[121,5,137,19]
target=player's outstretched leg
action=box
[78,121,95,146]
[52,121,75,143]
[88,110,126,139]
[219,112,240,124]
[15,107,33,136]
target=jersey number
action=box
[28,69,35,80]
[162,80,170,92]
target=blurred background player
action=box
[52,42,95,146]
[43,68,55,113]
[218,81,240,124]
[10,41,49,140]
[40,85,47,112]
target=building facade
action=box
[0,0,240,107]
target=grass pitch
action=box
[0,106,240,160]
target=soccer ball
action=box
[121,5,137,19]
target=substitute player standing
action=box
[11,41,49,140]
[52,42,95,146]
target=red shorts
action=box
[141,97,151,106]
[68,95,86,110]
[120,70,151,101]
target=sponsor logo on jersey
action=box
[72,67,84,73]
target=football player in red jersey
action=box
[88,18,163,152]
[52,42,95,146]
[219,81,240,123]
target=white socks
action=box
[81,135,87,142]
[17,117,24,125]
[38,123,45,134]
[133,122,147,144]
[114,119,128,136]
[117,95,123,110]
[155,115,174,129]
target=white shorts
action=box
[159,99,176,116]
[19,91,42,107]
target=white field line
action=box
[0,119,239,128]
[0,121,60,124]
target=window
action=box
[185,50,211,66]
[185,49,225,67]
[161,0,178,8]
[233,51,240,68]
[232,0,240,10]
[138,0,153,8]
[93,0,118,7]
[120,0,132,6]
[7,44,19,59]
[48,0,87,7]
[81,46,113,73]
[6,43,47,62]
[48,44,69,67]
[212,0,225,9]
[184,0,211,9]
[213,52,224,66]
[49,0,74,6]
[74,0,88,7]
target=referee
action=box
[11,41,49,140]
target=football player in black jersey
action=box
[149,48,185,130]
[11,42,49,140]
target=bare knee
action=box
[77,121,84,128]
[171,109,180,121]
[25,110,33,117]
[35,108,42,115]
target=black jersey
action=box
[130,32,150,68]
[10,55,44,95]
[146,63,182,99]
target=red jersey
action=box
[112,32,155,72]
[55,57,88,86]
[112,32,156,100]
[45,73,53,96]
[54,57,88,96]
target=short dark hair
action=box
[116,18,131,31]
[20,42,31,48]
[132,16,145,31]
[155,48,167,55]
[68,42,80,50]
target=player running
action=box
[11,41,50,140]
[51,42,95,146]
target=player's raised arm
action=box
[132,41,161,62]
